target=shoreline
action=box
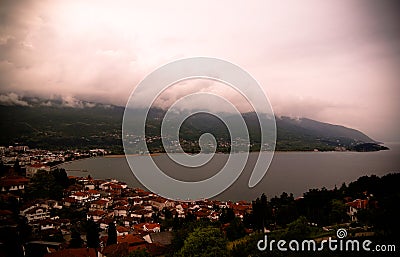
[104,149,390,158]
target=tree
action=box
[107,222,117,246]
[14,158,22,175]
[330,199,347,224]
[225,218,246,241]
[284,216,310,239]
[52,168,70,188]
[69,229,83,248]
[251,193,270,231]
[219,208,235,224]
[0,160,8,176]
[25,169,71,200]
[86,219,100,248]
[175,227,228,257]
[26,170,59,199]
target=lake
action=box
[60,143,400,201]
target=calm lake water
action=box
[60,143,400,201]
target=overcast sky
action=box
[0,0,399,141]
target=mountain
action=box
[0,96,387,153]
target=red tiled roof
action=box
[117,226,130,233]
[102,242,129,256]
[117,234,146,245]
[63,197,78,203]
[129,244,148,253]
[92,199,108,205]
[115,206,129,210]
[87,210,106,216]
[0,176,29,187]
[346,199,368,209]
[0,209,13,215]
[72,192,89,197]
[44,248,96,257]
[110,184,123,189]
[144,223,160,230]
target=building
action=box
[0,176,29,192]
[346,199,368,222]
[26,164,50,178]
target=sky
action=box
[0,0,399,142]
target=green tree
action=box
[329,199,347,224]
[0,160,8,176]
[107,222,117,246]
[69,229,83,248]
[52,168,70,188]
[86,219,100,248]
[26,169,70,200]
[219,208,235,224]
[26,170,61,199]
[14,158,22,175]
[225,218,246,241]
[175,227,228,257]
[251,193,270,231]
[284,216,310,239]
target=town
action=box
[1,145,398,257]
[1,145,253,256]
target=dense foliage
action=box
[168,173,400,256]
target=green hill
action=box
[0,97,387,153]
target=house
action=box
[114,206,129,217]
[123,216,136,228]
[26,164,50,178]
[62,197,79,207]
[39,219,58,231]
[25,241,63,256]
[117,234,148,253]
[143,231,173,245]
[0,209,13,221]
[99,242,129,257]
[0,176,30,192]
[98,218,114,230]
[116,226,130,236]
[132,198,143,205]
[36,199,62,210]
[87,210,106,222]
[21,206,50,223]
[87,189,101,199]
[44,248,97,257]
[131,209,153,219]
[90,199,110,211]
[84,182,96,190]
[149,197,175,211]
[346,199,368,222]
[135,223,161,233]
[70,191,90,203]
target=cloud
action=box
[0,0,399,141]
[0,92,30,106]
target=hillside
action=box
[0,97,387,153]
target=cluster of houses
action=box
[0,145,107,178]
[0,172,254,256]
[0,145,375,256]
